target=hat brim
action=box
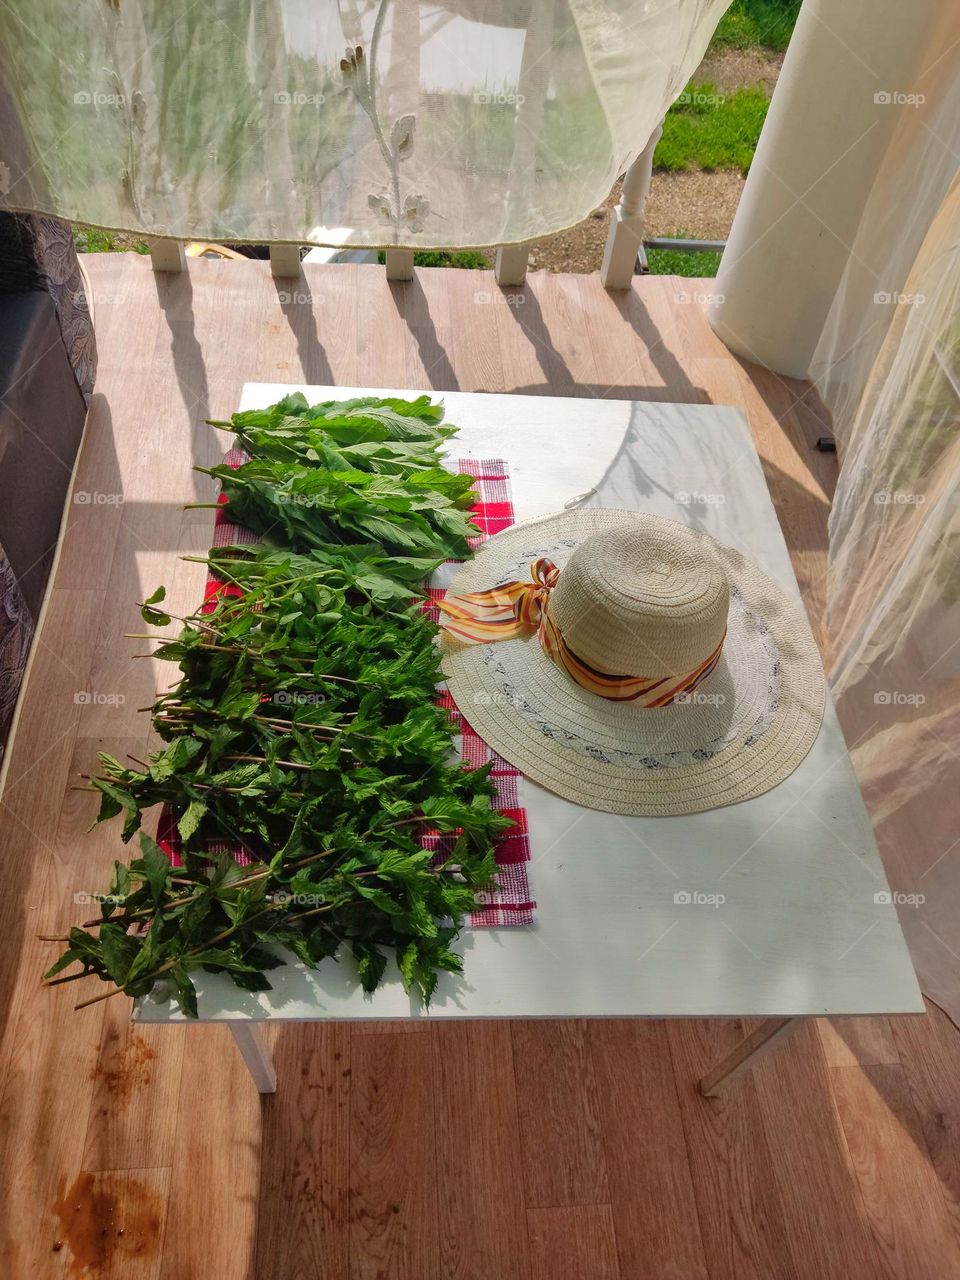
[440,509,825,816]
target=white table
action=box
[136,384,923,1096]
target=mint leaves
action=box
[45,396,508,1016]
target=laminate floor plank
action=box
[831,1060,960,1279]
[512,1021,609,1210]
[434,1023,530,1280]
[818,1017,902,1068]
[751,1020,886,1280]
[666,1019,798,1280]
[590,1021,709,1280]
[892,1002,960,1240]
[527,1205,620,1280]
[158,1024,261,1280]
[253,1024,352,1280]
[349,1031,440,1280]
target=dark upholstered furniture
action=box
[0,213,95,768]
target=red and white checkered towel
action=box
[159,450,536,929]
[424,458,535,926]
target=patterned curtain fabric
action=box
[0,212,96,401]
[0,0,728,248]
[809,10,960,1025]
[0,210,92,770]
[24,216,96,401]
[0,547,34,772]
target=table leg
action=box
[699,1016,802,1097]
[229,1022,277,1094]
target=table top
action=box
[135,384,922,1024]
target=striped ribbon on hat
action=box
[438,557,559,641]
[438,559,725,705]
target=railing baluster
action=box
[384,248,415,281]
[601,122,663,289]
[148,238,186,272]
[270,244,302,277]
[494,245,529,287]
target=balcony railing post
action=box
[148,238,186,272]
[495,245,529,287]
[385,248,415,280]
[600,122,663,289]
[270,244,302,276]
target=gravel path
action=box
[696,47,784,94]
[527,170,745,275]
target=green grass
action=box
[74,227,150,254]
[375,249,489,270]
[655,82,768,175]
[711,0,801,51]
[646,245,722,278]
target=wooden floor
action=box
[2,254,959,1280]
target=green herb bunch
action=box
[44,396,509,1016]
[198,393,479,563]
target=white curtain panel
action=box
[0,0,728,248]
[810,8,960,1025]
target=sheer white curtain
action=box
[809,8,960,1024]
[0,0,729,248]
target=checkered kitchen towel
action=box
[423,458,535,927]
[159,450,536,929]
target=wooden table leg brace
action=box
[699,1016,802,1097]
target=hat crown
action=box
[549,519,729,677]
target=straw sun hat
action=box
[438,509,825,816]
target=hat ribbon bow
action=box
[438,557,559,642]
